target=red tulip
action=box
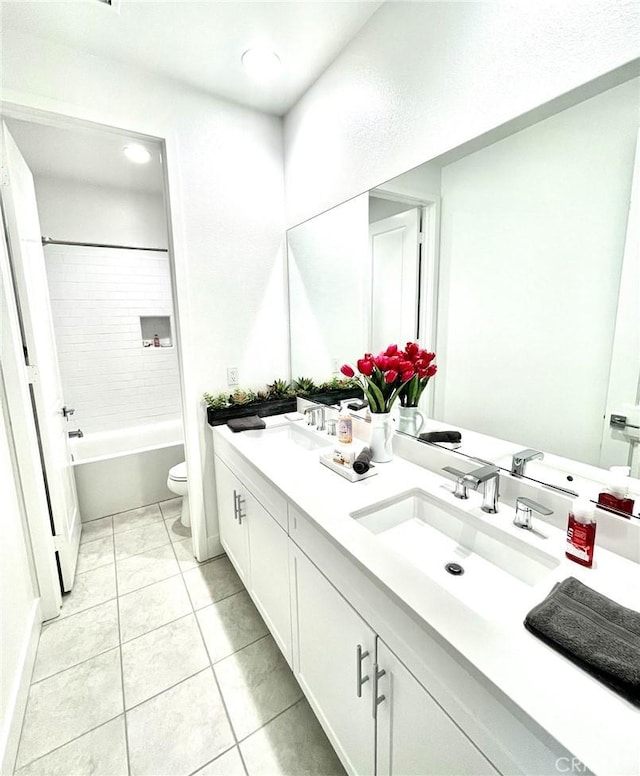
[384,369,398,384]
[357,358,374,376]
[401,369,414,382]
[405,342,419,359]
[426,364,437,377]
[340,364,355,377]
[398,360,413,373]
[385,344,399,356]
[375,355,390,370]
[387,355,402,370]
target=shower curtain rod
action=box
[41,237,168,253]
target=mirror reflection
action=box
[287,73,640,496]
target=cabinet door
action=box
[376,640,499,776]
[214,456,249,584]
[291,545,375,776]
[247,491,292,663]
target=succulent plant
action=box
[267,378,292,398]
[229,388,258,406]
[203,391,230,409]
[293,377,317,396]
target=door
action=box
[1,122,81,592]
[247,494,291,663]
[369,208,421,352]
[290,545,376,776]
[376,640,499,776]
[214,456,250,583]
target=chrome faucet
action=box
[513,496,553,530]
[304,405,325,431]
[511,448,544,477]
[442,463,500,513]
[462,464,500,513]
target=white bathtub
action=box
[71,419,185,522]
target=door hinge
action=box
[52,534,63,552]
[418,231,425,244]
[0,166,8,187]
[25,364,39,384]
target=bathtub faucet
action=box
[68,429,84,439]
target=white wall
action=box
[284,1,640,226]
[1,29,286,559]
[435,79,639,465]
[0,395,39,775]
[45,243,181,434]
[34,176,168,248]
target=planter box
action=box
[307,388,364,406]
[207,397,297,427]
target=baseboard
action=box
[0,599,40,776]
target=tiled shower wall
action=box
[45,244,181,434]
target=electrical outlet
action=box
[227,366,239,386]
[331,358,339,374]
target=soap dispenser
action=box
[565,497,597,568]
[597,466,635,517]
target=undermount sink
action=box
[242,422,331,451]
[351,489,560,617]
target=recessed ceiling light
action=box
[123,144,152,164]
[241,47,282,81]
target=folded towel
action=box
[419,431,462,444]
[353,447,373,475]
[227,415,266,433]
[524,577,640,706]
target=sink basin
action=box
[351,489,560,617]
[242,423,331,451]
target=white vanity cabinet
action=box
[375,640,499,776]
[214,452,292,662]
[290,544,376,776]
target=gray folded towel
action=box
[227,415,266,433]
[353,447,372,475]
[524,577,640,706]
[419,430,462,444]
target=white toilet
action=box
[167,461,190,528]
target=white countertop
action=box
[212,416,640,776]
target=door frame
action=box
[0,99,207,586]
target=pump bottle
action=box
[565,498,597,568]
[597,466,635,517]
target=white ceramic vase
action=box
[370,412,394,463]
[397,406,425,437]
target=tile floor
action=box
[14,498,345,776]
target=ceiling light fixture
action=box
[241,47,282,81]
[123,144,152,164]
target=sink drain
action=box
[445,562,464,576]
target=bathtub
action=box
[71,419,185,522]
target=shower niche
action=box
[140,316,173,348]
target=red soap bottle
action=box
[565,498,596,568]
[597,466,635,517]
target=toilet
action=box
[167,461,190,528]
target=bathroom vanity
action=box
[211,416,639,776]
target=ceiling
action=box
[1,0,383,116]
[4,118,166,194]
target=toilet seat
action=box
[169,462,187,482]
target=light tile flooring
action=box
[14,498,345,776]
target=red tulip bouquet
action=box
[341,343,437,414]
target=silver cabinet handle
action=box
[237,494,246,525]
[61,405,75,418]
[232,490,239,521]
[356,644,370,698]
[372,663,386,718]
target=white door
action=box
[376,639,499,776]
[1,122,81,591]
[214,456,250,583]
[290,545,376,776]
[247,495,291,664]
[369,208,421,352]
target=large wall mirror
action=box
[287,67,640,505]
